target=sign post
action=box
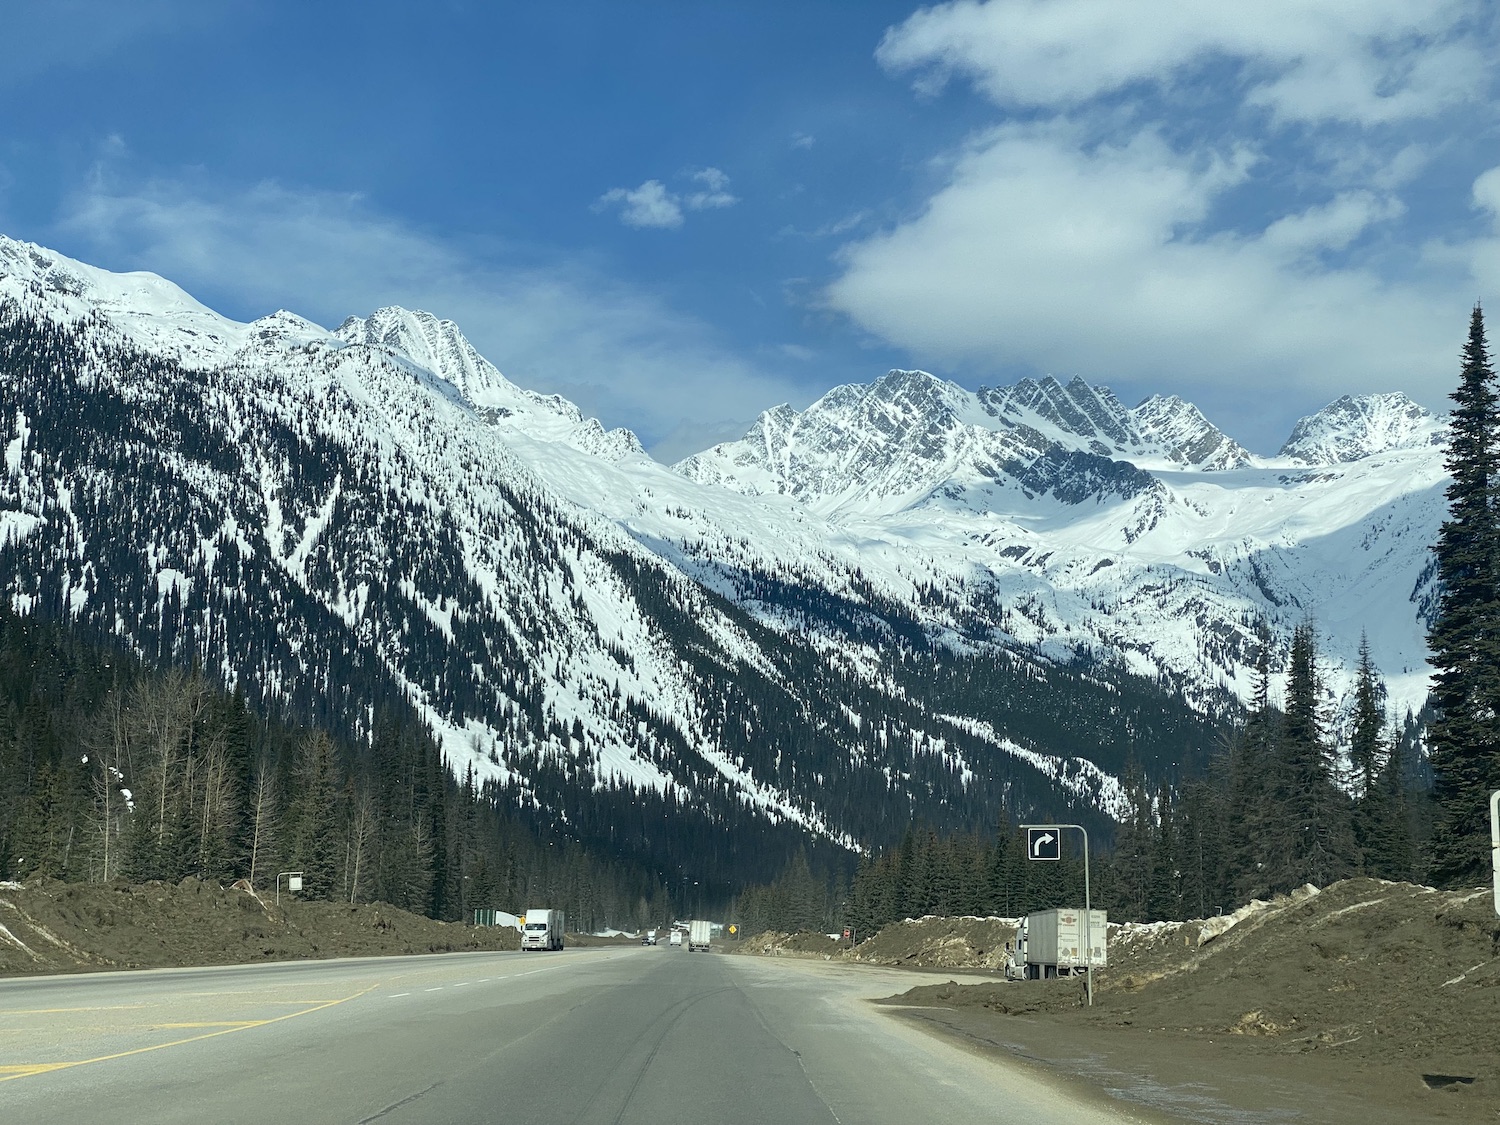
[1019,823,1094,1006]
[275,870,304,907]
[1490,790,1499,918]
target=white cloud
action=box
[57,172,798,460]
[826,122,1456,398]
[791,132,816,150]
[595,180,684,229]
[877,0,1491,125]
[686,167,738,211]
[1473,167,1500,220]
[825,0,1500,434]
[595,168,738,229]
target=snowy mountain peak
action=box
[982,374,1137,452]
[677,369,1177,517]
[336,306,510,406]
[1132,394,1254,470]
[336,305,644,460]
[970,376,1250,469]
[245,309,331,348]
[0,235,247,366]
[1279,393,1441,465]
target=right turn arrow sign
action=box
[1027,828,1061,861]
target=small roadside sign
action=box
[1490,790,1499,917]
[728,924,738,936]
[1027,827,1061,861]
[842,928,851,939]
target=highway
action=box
[1,946,1154,1124]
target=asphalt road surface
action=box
[1,945,1154,1125]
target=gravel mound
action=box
[0,877,517,974]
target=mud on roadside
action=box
[874,879,1500,1124]
[0,876,518,975]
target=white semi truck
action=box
[520,908,566,951]
[1004,908,1106,979]
[688,919,712,952]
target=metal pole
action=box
[1082,825,1092,1008]
[1019,823,1095,1006]
[1490,790,1499,918]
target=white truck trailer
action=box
[1005,908,1105,979]
[520,908,566,951]
[688,919,712,952]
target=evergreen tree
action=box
[1225,630,1277,902]
[1265,623,1356,891]
[284,729,345,900]
[1348,634,1385,866]
[1426,304,1500,886]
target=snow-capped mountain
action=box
[675,370,1257,519]
[676,368,1442,719]
[334,306,644,461]
[0,234,1449,876]
[1279,392,1442,465]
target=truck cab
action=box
[520,908,565,951]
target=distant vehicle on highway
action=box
[1004,908,1105,979]
[668,929,683,947]
[641,929,658,946]
[520,908,565,951]
[688,919,712,952]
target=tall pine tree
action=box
[1426,304,1500,886]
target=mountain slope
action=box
[0,236,1239,891]
[671,370,1442,722]
[0,235,1447,882]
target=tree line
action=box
[740,619,1426,932]
[0,610,672,931]
[742,307,1500,933]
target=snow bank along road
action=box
[0,947,1154,1124]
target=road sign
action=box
[842,928,851,939]
[1018,822,1096,1006]
[1027,827,1061,861]
[728,924,738,935]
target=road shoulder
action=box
[881,999,1492,1125]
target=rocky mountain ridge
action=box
[0,234,1448,870]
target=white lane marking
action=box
[390,993,411,998]
[424,987,443,992]
[478,978,492,983]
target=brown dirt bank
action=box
[0,877,518,975]
[877,878,1500,1123]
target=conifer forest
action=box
[2,300,1498,937]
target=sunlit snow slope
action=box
[0,234,1445,866]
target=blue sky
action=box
[3,1,1499,459]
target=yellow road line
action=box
[0,1014,150,1020]
[0,1064,73,1078]
[0,982,383,1084]
[154,1021,264,1029]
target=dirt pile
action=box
[1094,879,1500,1064]
[881,879,1500,1121]
[735,930,849,958]
[846,915,1018,970]
[0,877,518,975]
